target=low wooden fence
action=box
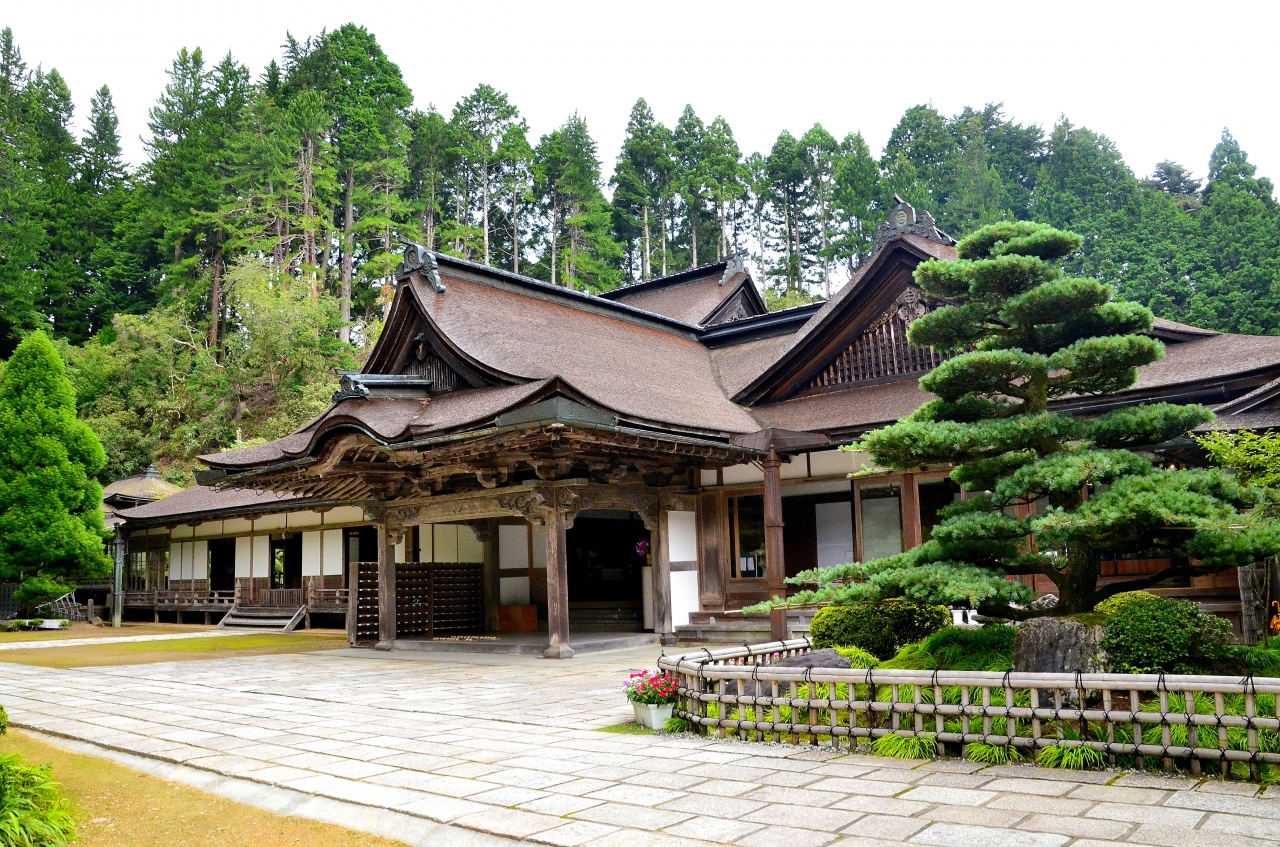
[658,639,1280,779]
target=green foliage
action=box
[1196,430,1280,490]
[1093,590,1158,617]
[0,704,7,735]
[833,646,880,668]
[1101,595,1235,674]
[1036,739,1107,770]
[808,599,950,659]
[784,218,1280,619]
[12,576,72,610]
[871,732,937,760]
[965,742,1023,765]
[0,752,77,847]
[663,716,690,733]
[0,332,110,586]
[876,625,1016,672]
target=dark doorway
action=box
[565,514,647,632]
[344,527,377,588]
[270,533,302,589]
[567,516,647,603]
[208,538,236,592]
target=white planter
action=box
[631,702,674,730]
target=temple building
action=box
[114,202,1280,654]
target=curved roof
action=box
[102,468,183,502]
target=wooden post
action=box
[652,510,676,645]
[543,496,574,659]
[901,473,923,551]
[376,522,398,650]
[346,558,358,646]
[478,520,499,632]
[763,450,788,641]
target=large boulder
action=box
[1013,617,1107,674]
[736,648,851,698]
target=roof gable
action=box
[735,234,955,405]
[601,255,767,326]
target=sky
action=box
[8,0,1279,189]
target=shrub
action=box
[663,716,690,733]
[809,599,950,659]
[0,753,77,846]
[1094,590,1159,618]
[1102,595,1234,674]
[14,576,73,610]
[834,646,880,668]
[879,624,1016,672]
[0,704,7,735]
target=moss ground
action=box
[0,631,347,669]
[0,730,409,847]
[0,621,219,644]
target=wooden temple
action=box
[113,202,1280,654]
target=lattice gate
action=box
[353,562,485,643]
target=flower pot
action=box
[631,702,674,730]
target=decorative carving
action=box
[332,372,370,403]
[495,490,548,518]
[532,459,573,481]
[717,253,747,286]
[871,197,956,252]
[475,467,509,489]
[396,243,446,292]
[807,284,947,390]
[588,462,630,485]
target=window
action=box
[859,484,902,560]
[729,495,766,578]
[918,478,962,541]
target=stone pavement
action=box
[2,645,1278,847]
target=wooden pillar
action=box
[763,450,789,641]
[651,511,676,645]
[543,498,574,659]
[376,522,398,650]
[901,473,923,551]
[346,558,358,646]
[477,520,499,632]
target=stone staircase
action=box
[217,606,305,633]
[674,608,816,644]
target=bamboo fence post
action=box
[1131,689,1144,771]
[1215,691,1229,777]
[1186,688,1201,777]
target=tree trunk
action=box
[511,187,519,274]
[1057,543,1101,615]
[661,214,668,277]
[302,136,317,297]
[482,162,490,266]
[550,205,558,287]
[340,170,354,344]
[689,200,698,268]
[642,204,651,280]
[208,241,223,350]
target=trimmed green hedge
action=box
[809,599,950,659]
[1101,595,1234,674]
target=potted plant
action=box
[624,669,678,729]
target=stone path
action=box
[0,629,253,651]
[2,646,1278,847]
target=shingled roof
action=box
[193,207,1280,487]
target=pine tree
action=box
[451,84,521,267]
[405,107,455,253]
[776,221,1280,618]
[702,116,743,260]
[0,332,111,591]
[612,99,670,280]
[882,104,959,211]
[672,105,707,269]
[829,132,879,276]
[945,116,1012,235]
[799,124,838,296]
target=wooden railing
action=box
[256,589,304,607]
[154,590,236,607]
[659,639,1280,780]
[307,583,349,608]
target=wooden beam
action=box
[652,510,676,645]
[346,557,358,647]
[902,472,923,551]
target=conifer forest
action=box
[1,24,1277,483]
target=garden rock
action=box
[1013,617,1107,675]
[735,649,851,698]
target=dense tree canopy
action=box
[0,332,110,589]
[0,24,1278,479]
[771,222,1280,618]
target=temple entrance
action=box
[208,538,236,592]
[567,511,647,632]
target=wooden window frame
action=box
[725,492,768,582]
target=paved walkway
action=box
[0,629,253,651]
[2,647,1278,847]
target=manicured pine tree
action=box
[0,332,111,595]
[778,221,1280,618]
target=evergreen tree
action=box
[945,116,1012,235]
[612,99,670,280]
[671,105,708,268]
[799,124,838,296]
[882,104,959,211]
[829,132,880,276]
[1142,160,1202,208]
[451,84,522,267]
[775,222,1280,617]
[405,107,455,253]
[0,332,110,592]
[701,116,743,261]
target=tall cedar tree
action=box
[775,221,1280,618]
[0,332,110,588]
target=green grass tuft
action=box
[966,742,1023,765]
[871,732,937,760]
[0,752,77,846]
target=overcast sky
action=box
[9,1,1279,190]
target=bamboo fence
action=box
[658,639,1280,779]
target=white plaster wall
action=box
[498,524,529,568]
[235,536,252,578]
[192,540,208,580]
[722,464,765,485]
[193,521,222,538]
[670,571,699,628]
[459,525,484,562]
[395,540,406,563]
[223,517,253,535]
[168,542,184,580]
[667,511,697,562]
[322,529,343,577]
[699,469,718,487]
[532,526,547,568]
[500,576,530,605]
[434,525,458,563]
[170,525,194,540]
[328,506,364,524]
[286,511,323,529]
[252,536,270,577]
[302,531,322,576]
[417,526,433,563]
[254,513,286,531]
[781,457,808,479]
